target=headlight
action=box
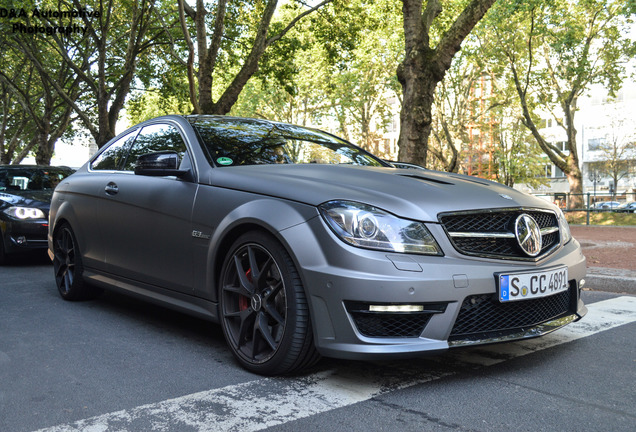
[3,206,46,220]
[319,200,442,255]
[556,208,571,245]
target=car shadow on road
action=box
[1,250,51,267]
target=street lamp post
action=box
[589,170,602,208]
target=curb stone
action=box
[585,267,636,295]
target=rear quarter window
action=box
[91,130,138,171]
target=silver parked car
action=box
[616,201,636,213]
[49,115,587,375]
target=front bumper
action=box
[1,218,49,254]
[281,217,587,360]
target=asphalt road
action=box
[1,255,635,432]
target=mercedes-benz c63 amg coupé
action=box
[48,115,587,375]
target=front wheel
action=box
[219,231,320,375]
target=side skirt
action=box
[83,268,220,323]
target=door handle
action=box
[105,182,119,195]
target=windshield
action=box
[0,167,74,192]
[188,117,386,168]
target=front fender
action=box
[190,191,318,302]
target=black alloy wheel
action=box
[53,223,100,300]
[220,231,319,375]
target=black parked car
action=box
[0,165,74,263]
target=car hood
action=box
[0,190,52,209]
[208,164,555,221]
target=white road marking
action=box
[36,296,636,432]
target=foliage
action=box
[231,0,404,156]
[0,45,36,164]
[566,211,636,226]
[493,116,548,188]
[0,0,81,164]
[485,0,636,207]
[1,0,171,150]
[175,0,332,115]
[1,0,634,177]
[127,87,193,125]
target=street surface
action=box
[1,255,635,432]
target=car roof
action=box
[0,165,73,170]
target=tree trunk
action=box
[35,139,53,165]
[566,163,584,209]
[397,0,497,168]
[397,54,438,167]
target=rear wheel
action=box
[52,223,101,300]
[219,231,320,375]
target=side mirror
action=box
[134,151,188,177]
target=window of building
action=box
[588,137,605,151]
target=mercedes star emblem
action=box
[515,214,542,257]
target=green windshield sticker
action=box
[217,157,233,166]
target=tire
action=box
[0,234,6,265]
[52,223,101,301]
[219,231,320,375]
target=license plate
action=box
[498,266,568,302]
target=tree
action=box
[489,0,635,208]
[229,8,331,127]
[428,54,485,173]
[494,117,548,188]
[0,45,35,164]
[177,0,331,115]
[230,0,404,157]
[0,2,80,165]
[320,0,403,156]
[0,47,79,165]
[11,0,167,148]
[397,0,497,167]
[0,80,35,165]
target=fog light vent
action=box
[345,302,447,338]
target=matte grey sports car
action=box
[48,115,587,375]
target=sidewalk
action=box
[570,225,636,295]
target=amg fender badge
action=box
[192,230,211,240]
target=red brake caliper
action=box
[239,269,252,311]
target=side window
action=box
[91,130,137,170]
[122,123,188,172]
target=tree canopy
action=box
[0,0,633,198]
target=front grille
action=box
[439,209,560,260]
[449,285,573,342]
[345,302,447,338]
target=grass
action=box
[566,211,636,226]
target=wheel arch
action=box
[203,198,319,304]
